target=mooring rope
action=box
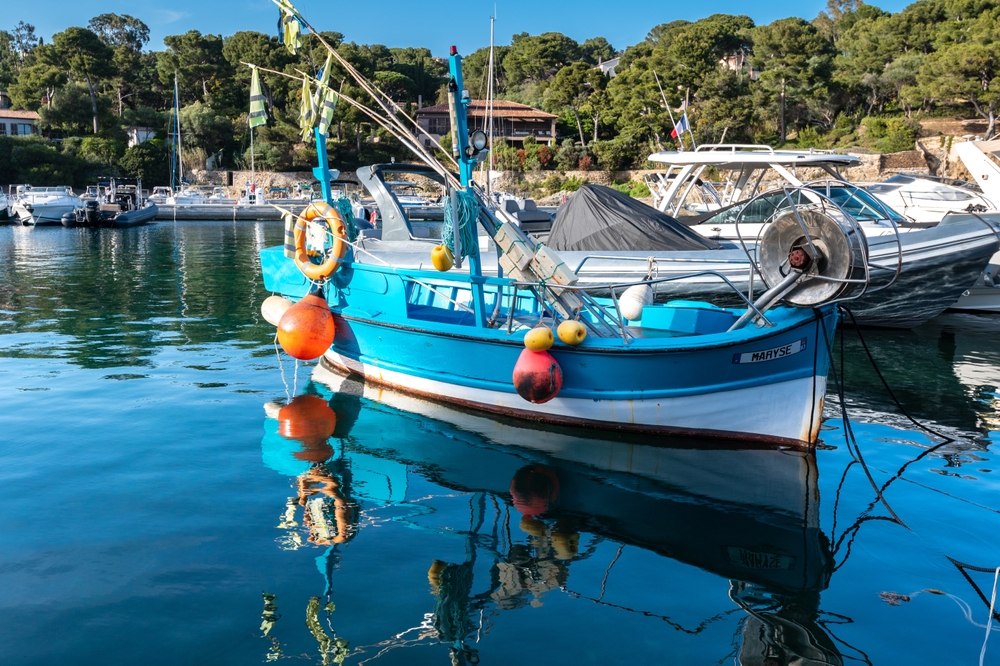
[981,567,1000,666]
[841,306,955,443]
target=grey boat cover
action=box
[547,184,722,251]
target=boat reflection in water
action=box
[259,362,845,665]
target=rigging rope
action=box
[442,190,479,259]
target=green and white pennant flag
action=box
[248,66,267,128]
[276,0,303,55]
[298,75,316,140]
[317,87,338,136]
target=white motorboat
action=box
[207,186,236,205]
[862,141,1000,311]
[166,187,212,205]
[0,190,11,223]
[147,187,173,205]
[646,145,1000,317]
[11,185,81,226]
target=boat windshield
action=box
[821,186,906,222]
[700,186,906,225]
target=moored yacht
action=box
[11,185,81,226]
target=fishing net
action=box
[442,190,479,258]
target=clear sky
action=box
[11,0,914,57]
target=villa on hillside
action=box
[414,100,558,148]
[0,108,39,136]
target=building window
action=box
[428,117,449,135]
[0,123,6,136]
[11,123,33,135]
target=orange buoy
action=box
[512,348,563,403]
[277,288,335,360]
[510,464,560,516]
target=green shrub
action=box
[119,142,170,185]
[0,135,90,186]
[861,116,920,153]
[561,175,587,191]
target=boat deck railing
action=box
[501,269,774,342]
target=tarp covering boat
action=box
[547,184,723,252]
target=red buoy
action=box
[512,348,563,404]
[277,288,335,360]
[277,394,338,461]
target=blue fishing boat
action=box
[257,31,870,447]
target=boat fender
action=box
[556,320,586,345]
[512,348,562,403]
[524,325,554,351]
[618,283,652,321]
[261,294,294,326]
[61,212,76,228]
[430,244,454,271]
[277,288,336,360]
[293,202,349,281]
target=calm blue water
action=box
[2,221,1000,665]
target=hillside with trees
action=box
[0,0,997,187]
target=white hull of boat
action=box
[320,350,827,446]
[13,203,78,226]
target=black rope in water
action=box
[840,306,955,443]
[818,312,909,531]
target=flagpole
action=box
[250,122,256,203]
[653,71,680,151]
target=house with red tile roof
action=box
[0,109,40,137]
[414,100,557,148]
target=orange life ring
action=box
[293,202,348,281]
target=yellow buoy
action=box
[557,319,587,345]
[431,244,454,272]
[524,326,554,351]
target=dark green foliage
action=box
[119,142,170,184]
[0,135,90,185]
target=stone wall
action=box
[185,169,338,196]
[188,146,938,198]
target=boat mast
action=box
[486,13,495,198]
[174,74,183,185]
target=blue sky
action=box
[12,0,914,56]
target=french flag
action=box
[670,112,690,139]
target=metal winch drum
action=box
[757,208,869,305]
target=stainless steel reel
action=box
[757,206,869,306]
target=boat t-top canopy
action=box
[648,144,861,169]
[645,144,863,217]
